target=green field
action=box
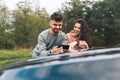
[0,49,32,68]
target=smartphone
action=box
[58,45,69,50]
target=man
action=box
[32,12,67,58]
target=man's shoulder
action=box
[59,31,66,35]
[40,29,50,35]
[38,29,50,39]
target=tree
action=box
[12,0,49,48]
[88,0,120,46]
[0,1,15,49]
[61,0,84,33]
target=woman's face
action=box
[73,23,81,34]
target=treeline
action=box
[0,0,49,49]
[0,0,120,49]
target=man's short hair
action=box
[50,12,63,22]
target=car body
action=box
[0,46,120,80]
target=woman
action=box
[66,18,91,52]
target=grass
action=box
[0,49,32,68]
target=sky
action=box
[3,0,70,15]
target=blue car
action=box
[0,46,120,80]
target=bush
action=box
[0,38,15,49]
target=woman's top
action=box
[66,30,89,52]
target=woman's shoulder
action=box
[66,30,73,36]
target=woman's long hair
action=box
[75,18,91,47]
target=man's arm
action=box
[32,35,51,58]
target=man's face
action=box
[49,20,62,34]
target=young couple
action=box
[32,12,91,58]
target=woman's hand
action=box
[78,40,89,51]
[68,40,89,52]
[68,41,80,52]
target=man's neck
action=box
[50,29,58,35]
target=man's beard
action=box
[52,28,60,34]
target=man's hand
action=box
[50,46,64,55]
